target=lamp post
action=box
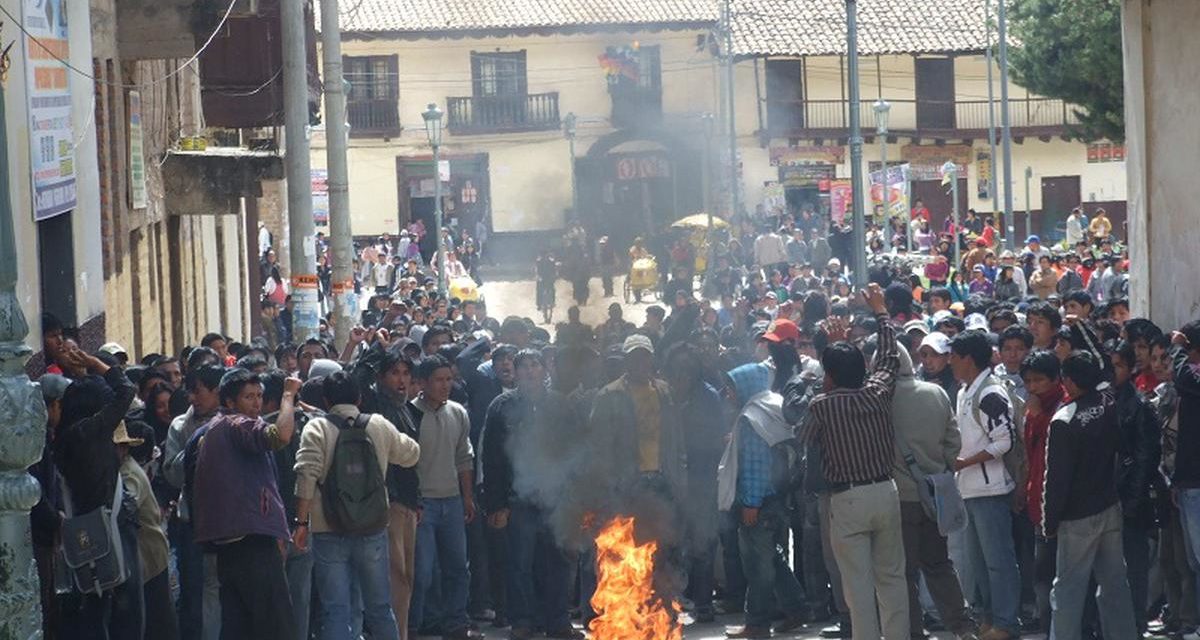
[422,103,446,297]
[564,112,578,214]
[873,98,892,246]
[846,0,867,287]
[0,78,47,636]
[944,160,961,269]
[1025,166,1033,240]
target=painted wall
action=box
[325,32,1123,238]
[1123,0,1200,329]
[319,28,718,236]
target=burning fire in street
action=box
[588,516,683,640]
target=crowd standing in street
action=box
[27,205,1197,640]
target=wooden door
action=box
[1040,175,1081,241]
[915,58,956,130]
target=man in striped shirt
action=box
[799,283,908,639]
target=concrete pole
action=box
[283,0,319,340]
[320,0,354,349]
[998,0,1016,243]
[1025,166,1033,239]
[985,0,1007,249]
[846,0,867,287]
[721,0,740,219]
[0,81,47,638]
[434,142,445,297]
[952,167,961,269]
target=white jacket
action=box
[955,369,1016,499]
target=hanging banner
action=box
[829,180,852,225]
[129,92,147,209]
[23,0,76,220]
[311,169,329,226]
[975,150,992,200]
[901,144,969,181]
[869,164,911,220]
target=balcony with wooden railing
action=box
[763,97,1082,139]
[347,98,401,137]
[446,92,561,134]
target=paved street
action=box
[481,274,654,330]
[427,612,1028,639]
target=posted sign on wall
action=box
[22,0,77,220]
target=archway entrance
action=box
[577,127,702,256]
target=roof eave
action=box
[340,20,717,41]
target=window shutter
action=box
[516,50,528,96]
[470,52,483,97]
[387,54,399,100]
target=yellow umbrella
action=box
[670,213,729,230]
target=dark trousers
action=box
[63,517,145,640]
[799,493,833,618]
[900,501,972,636]
[1123,521,1151,632]
[145,569,182,640]
[1034,535,1058,633]
[718,509,747,607]
[174,518,205,640]
[505,504,572,632]
[739,500,806,628]
[214,535,295,640]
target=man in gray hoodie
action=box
[888,344,975,639]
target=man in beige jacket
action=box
[294,371,420,640]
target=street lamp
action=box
[422,102,445,296]
[873,98,894,246]
[563,112,578,215]
[943,160,961,269]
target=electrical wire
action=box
[0,0,240,89]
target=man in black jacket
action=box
[1043,351,1136,640]
[1110,341,1162,632]
[481,349,582,640]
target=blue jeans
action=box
[505,503,572,632]
[963,495,1021,634]
[1177,488,1200,617]
[285,542,314,640]
[738,500,807,628]
[411,496,470,633]
[1049,504,1136,640]
[174,519,205,640]
[312,530,399,640]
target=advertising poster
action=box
[22,0,76,220]
[129,91,146,209]
[311,169,329,226]
[869,164,911,220]
[829,180,852,225]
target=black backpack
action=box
[322,413,389,535]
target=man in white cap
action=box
[99,342,129,365]
[998,250,1027,296]
[589,334,685,497]
[918,332,959,402]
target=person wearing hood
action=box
[888,343,974,639]
[718,362,807,638]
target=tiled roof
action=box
[731,0,991,56]
[330,0,993,57]
[330,0,719,33]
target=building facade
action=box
[323,0,1127,255]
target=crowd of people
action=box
[25,201,1200,640]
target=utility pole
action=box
[0,81,46,637]
[846,0,867,287]
[945,161,961,269]
[998,0,1016,246]
[282,0,318,340]
[1025,166,1033,239]
[321,0,354,349]
[985,0,1006,249]
[721,0,739,219]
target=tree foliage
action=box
[1008,0,1124,142]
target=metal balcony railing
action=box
[446,92,561,134]
[764,97,1082,135]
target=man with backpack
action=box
[718,362,808,639]
[293,370,421,640]
[948,330,1023,640]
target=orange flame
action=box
[588,516,683,640]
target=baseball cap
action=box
[622,334,654,355]
[1026,235,1041,244]
[919,332,952,355]
[99,342,128,357]
[902,319,930,336]
[931,310,954,325]
[761,319,801,344]
[965,313,989,332]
